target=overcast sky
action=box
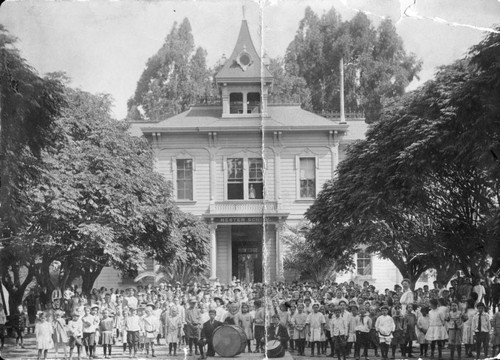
[1,0,499,119]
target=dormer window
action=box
[247,92,261,114]
[230,93,243,114]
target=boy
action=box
[199,309,222,359]
[307,303,326,356]
[268,314,290,352]
[142,304,160,358]
[354,305,372,360]
[12,304,27,348]
[330,306,348,360]
[126,307,142,358]
[82,305,98,359]
[375,306,395,360]
[472,302,491,359]
[0,303,6,349]
[68,312,83,360]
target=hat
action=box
[213,297,224,305]
[91,305,99,310]
[401,278,411,285]
[333,306,342,312]
[476,302,486,308]
[189,297,197,304]
[146,303,155,309]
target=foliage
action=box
[127,18,215,121]
[282,224,347,283]
[267,57,311,109]
[284,8,421,122]
[306,26,500,283]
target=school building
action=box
[95,17,408,290]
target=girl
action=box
[165,306,182,356]
[417,307,430,357]
[446,302,463,360]
[99,309,114,359]
[52,310,68,359]
[403,304,417,358]
[237,303,254,353]
[461,299,476,358]
[35,311,53,360]
[425,299,448,360]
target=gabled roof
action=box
[135,104,350,133]
[215,20,273,83]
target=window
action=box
[299,157,316,198]
[247,92,261,114]
[357,251,372,276]
[227,158,244,199]
[230,93,243,114]
[248,158,263,199]
[176,159,193,200]
[226,157,264,200]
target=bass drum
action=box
[266,340,285,358]
[212,325,247,357]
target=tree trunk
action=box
[81,265,104,296]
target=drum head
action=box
[213,325,247,357]
[267,340,281,350]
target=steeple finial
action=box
[242,5,246,20]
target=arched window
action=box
[357,251,372,276]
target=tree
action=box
[127,18,215,121]
[282,224,349,282]
[0,26,65,308]
[267,57,311,109]
[285,7,421,122]
[306,29,500,285]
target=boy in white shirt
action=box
[67,313,83,360]
[375,306,395,360]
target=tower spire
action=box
[242,5,246,20]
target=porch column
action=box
[275,223,284,281]
[209,224,217,280]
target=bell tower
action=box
[215,14,273,118]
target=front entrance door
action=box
[231,225,262,283]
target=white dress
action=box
[425,308,448,341]
[35,321,54,350]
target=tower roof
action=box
[215,20,273,83]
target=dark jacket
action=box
[267,323,289,342]
[200,319,223,342]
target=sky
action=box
[1,0,499,120]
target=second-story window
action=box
[176,159,193,200]
[230,93,243,114]
[248,158,263,199]
[299,157,316,198]
[247,92,261,114]
[227,158,244,199]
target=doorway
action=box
[231,225,263,283]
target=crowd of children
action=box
[0,275,499,360]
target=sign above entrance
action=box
[209,216,283,224]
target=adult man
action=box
[185,297,201,355]
[199,309,222,359]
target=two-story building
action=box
[94,17,410,290]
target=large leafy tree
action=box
[127,18,215,121]
[267,57,311,109]
[306,27,500,284]
[285,8,421,123]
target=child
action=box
[375,305,395,360]
[52,309,68,359]
[126,307,142,358]
[0,303,6,349]
[99,309,114,359]
[165,306,182,356]
[446,302,463,360]
[142,304,160,358]
[390,304,406,359]
[403,304,417,358]
[425,298,448,360]
[12,304,27,348]
[461,299,476,358]
[492,309,500,356]
[81,305,97,359]
[67,312,83,360]
[253,299,265,353]
[354,305,372,360]
[120,306,129,354]
[368,306,380,357]
[137,306,146,354]
[330,306,348,360]
[292,303,308,356]
[306,303,326,356]
[237,302,254,353]
[347,305,359,357]
[35,311,53,360]
[417,306,430,357]
[472,302,491,359]
[288,303,297,352]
